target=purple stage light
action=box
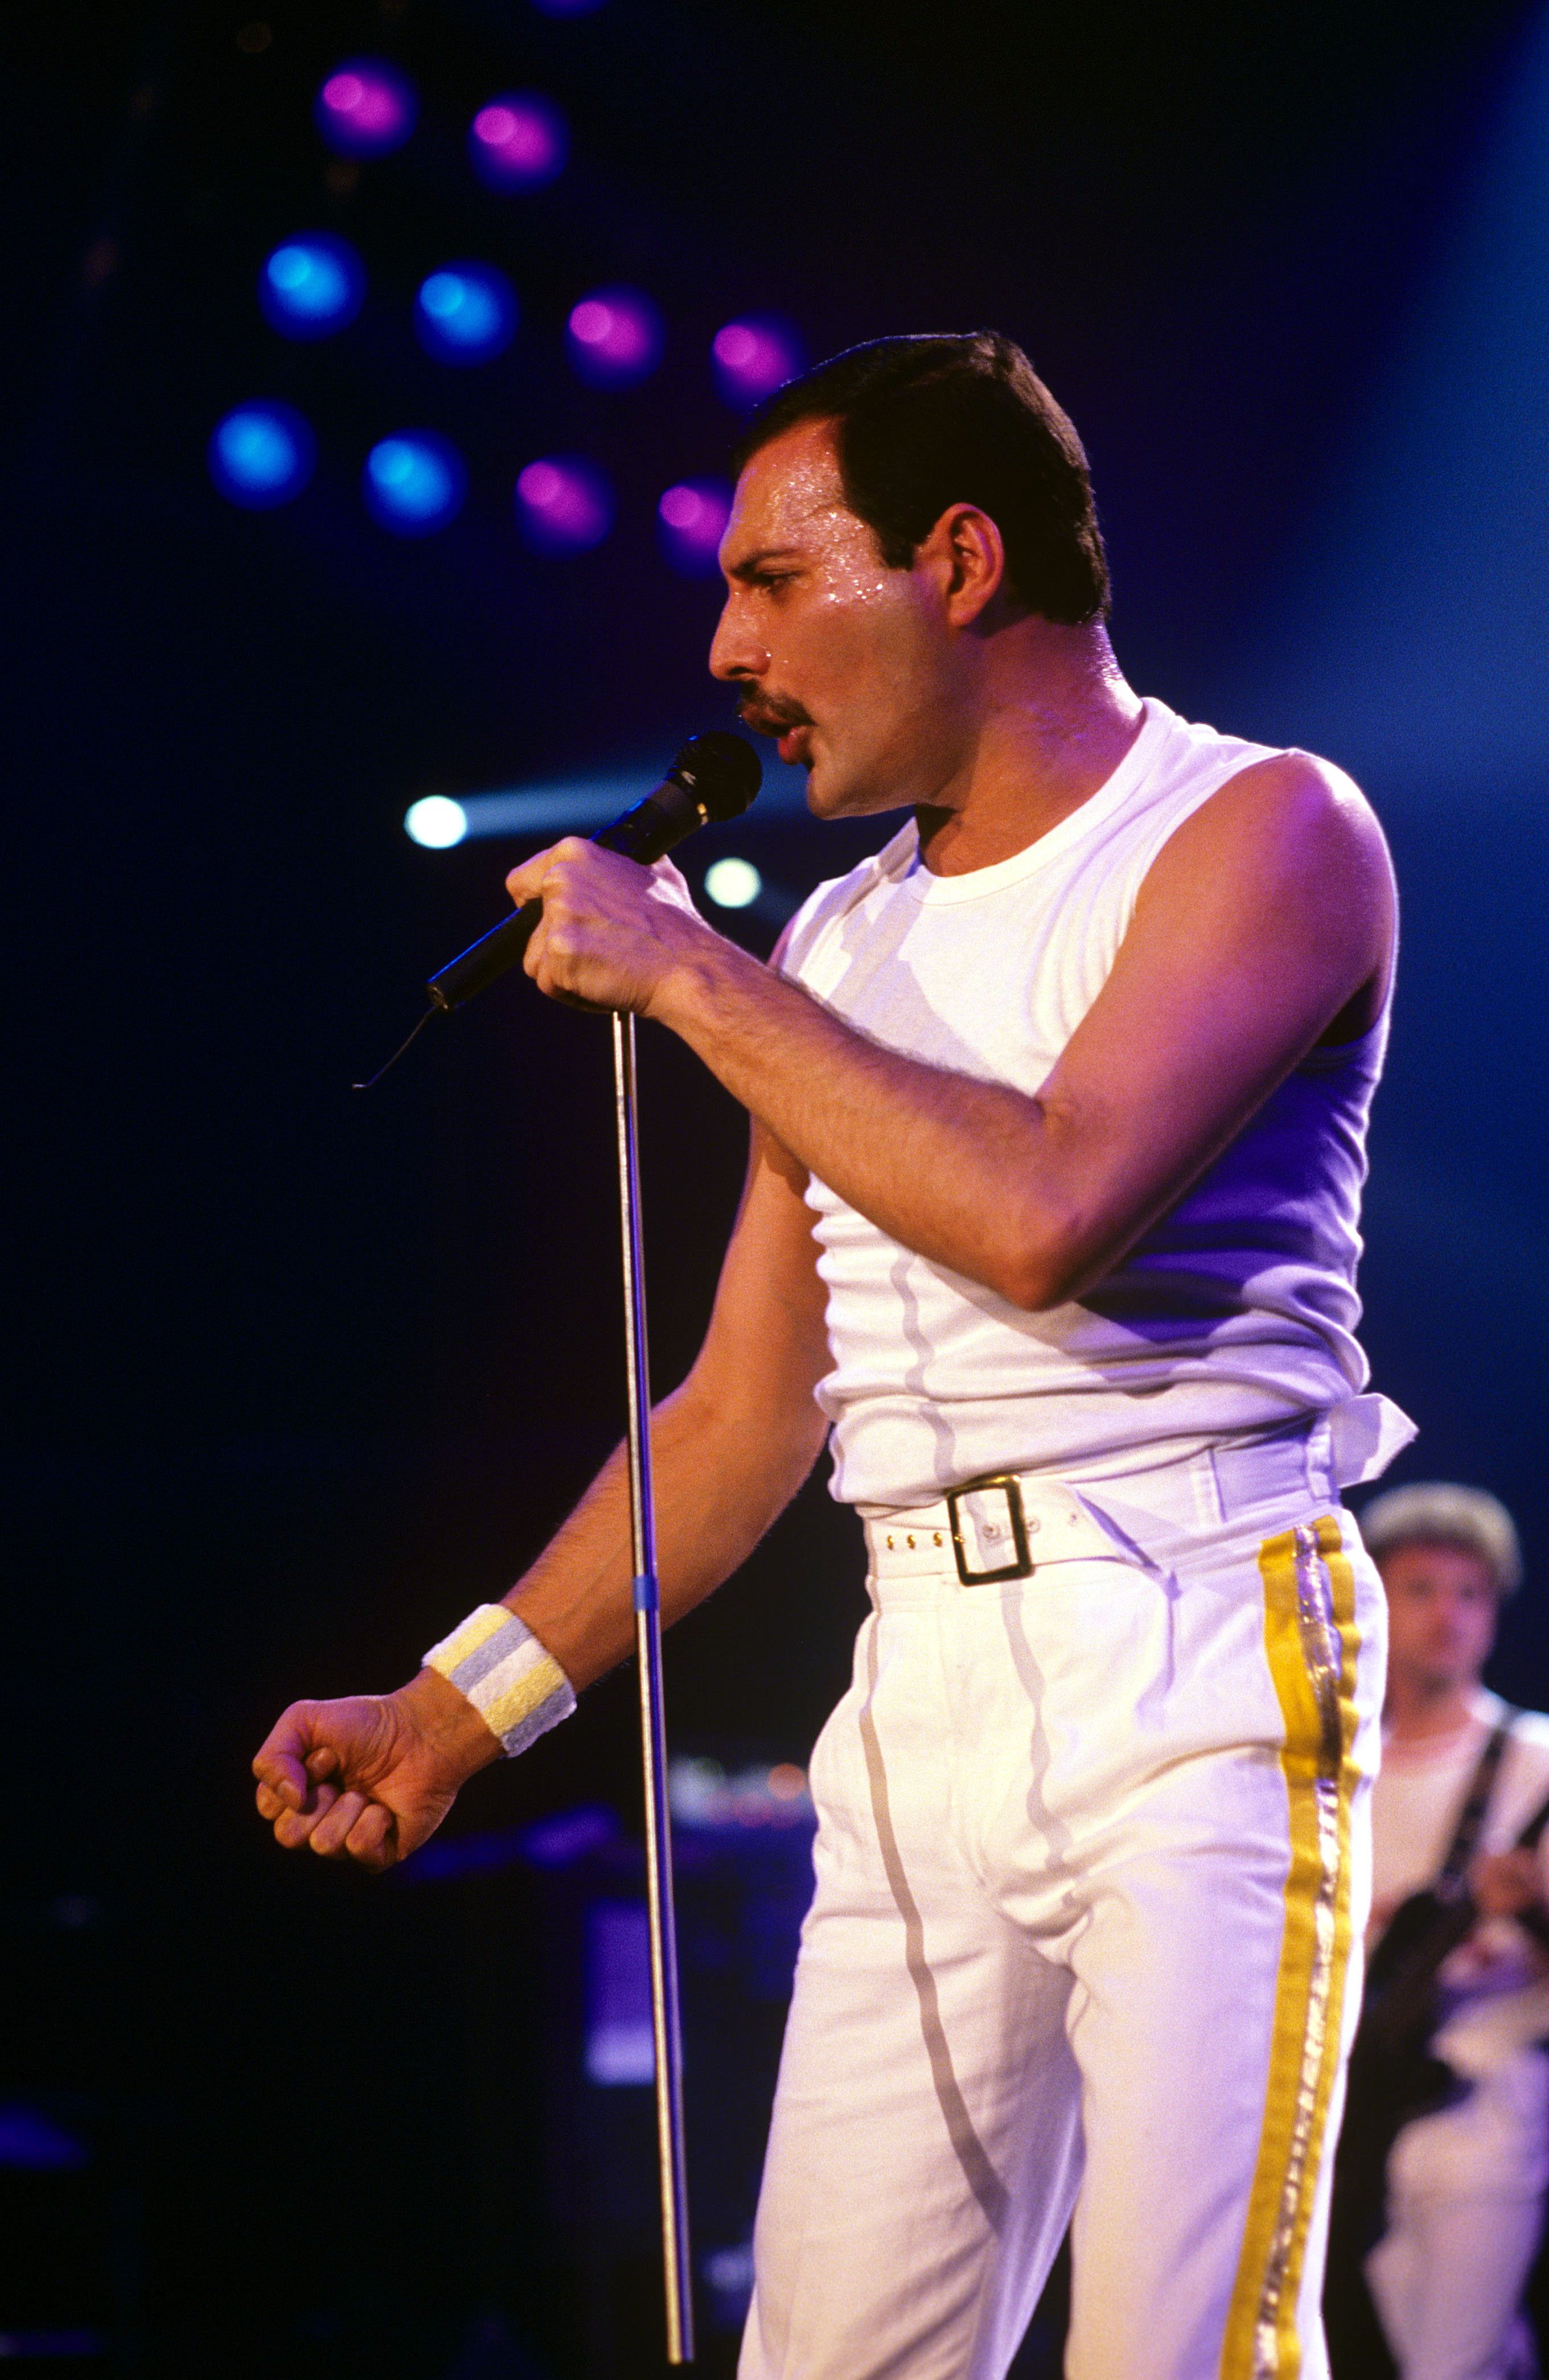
[469,93,567,190]
[531,0,605,14]
[658,479,732,575]
[712,318,801,409]
[566,288,662,387]
[314,59,417,158]
[515,457,612,553]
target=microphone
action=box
[425,731,762,1012]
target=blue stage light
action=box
[401,760,811,845]
[363,433,467,535]
[208,402,316,509]
[258,234,364,340]
[414,265,517,365]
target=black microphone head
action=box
[667,730,761,823]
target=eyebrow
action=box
[724,544,804,583]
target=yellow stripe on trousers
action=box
[1222,1515,1361,2380]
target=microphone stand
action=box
[611,1010,695,2363]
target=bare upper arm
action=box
[1157,750,1393,1013]
[682,1119,832,1473]
[1029,752,1396,1302]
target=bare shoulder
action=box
[1142,748,1393,911]
[1123,746,1395,1040]
[1507,1708,1549,1762]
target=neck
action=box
[1384,1672,1481,1745]
[916,620,1146,877]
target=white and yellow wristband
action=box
[422,1603,576,1758]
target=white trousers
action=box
[740,1445,1386,2380]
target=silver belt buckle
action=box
[946,1473,1034,1584]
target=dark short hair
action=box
[730,331,1110,624]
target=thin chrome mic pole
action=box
[611,1009,695,2364]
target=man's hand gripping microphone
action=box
[425,730,762,1013]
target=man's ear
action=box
[917,503,1006,628]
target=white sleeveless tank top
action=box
[779,696,1392,1510]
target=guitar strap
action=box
[1432,1707,1517,1903]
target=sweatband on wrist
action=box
[422,1603,576,1758]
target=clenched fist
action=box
[252,1668,502,1872]
[507,840,720,1017]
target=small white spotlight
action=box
[704,857,761,910]
[405,795,467,849]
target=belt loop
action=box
[1192,1448,1225,1529]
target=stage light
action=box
[363,433,467,535]
[414,265,517,365]
[531,0,605,14]
[315,59,417,158]
[414,761,810,845]
[704,857,761,910]
[405,796,469,848]
[469,93,566,190]
[258,234,364,340]
[0,2106,90,2173]
[407,774,639,842]
[208,402,315,509]
[566,288,661,386]
[658,479,731,576]
[712,318,801,409]
[515,457,611,552]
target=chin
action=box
[799,755,842,819]
[804,755,911,825]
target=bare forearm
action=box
[517,765,1395,1322]
[503,1376,824,1690]
[653,941,1063,1306]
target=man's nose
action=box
[708,596,769,685]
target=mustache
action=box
[737,693,812,739]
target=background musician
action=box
[1352,1483,1548,2380]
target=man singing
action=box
[255,333,1414,2378]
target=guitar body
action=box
[1333,1886,1473,2238]
[1365,1885,1456,2000]
[1323,1888,1476,2379]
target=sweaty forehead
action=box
[722,418,856,567]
